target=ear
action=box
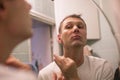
[57,34,62,44]
[0,2,7,21]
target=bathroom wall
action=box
[12,39,31,63]
[88,0,119,72]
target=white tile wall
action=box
[12,39,31,62]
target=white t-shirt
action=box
[0,64,37,80]
[38,56,113,80]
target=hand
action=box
[53,54,80,80]
[5,55,32,71]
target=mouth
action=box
[71,35,81,40]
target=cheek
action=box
[83,32,87,38]
[80,30,87,41]
[83,31,87,42]
[61,33,70,43]
[61,30,72,41]
[81,30,87,36]
[61,31,69,39]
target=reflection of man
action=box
[38,14,113,80]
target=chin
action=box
[72,42,84,47]
[71,43,80,47]
[25,31,33,39]
[20,30,33,41]
[73,44,81,47]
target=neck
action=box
[0,38,20,64]
[63,46,84,67]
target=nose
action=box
[26,1,32,10]
[73,25,79,33]
[28,3,32,10]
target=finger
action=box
[57,72,64,80]
[52,72,64,80]
[52,72,57,80]
[53,54,63,68]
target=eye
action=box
[65,23,73,29]
[77,24,84,29]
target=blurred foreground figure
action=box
[0,0,36,80]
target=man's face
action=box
[58,17,87,47]
[5,0,32,40]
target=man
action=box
[0,0,36,80]
[38,14,114,80]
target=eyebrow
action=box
[65,21,85,25]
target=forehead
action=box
[62,17,84,25]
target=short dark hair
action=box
[58,14,86,33]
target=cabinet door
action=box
[28,0,54,19]
[31,19,52,70]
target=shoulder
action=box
[85,56,111,66]
[85,56,114,79]
[86,55,106,62]
[85,55,113,71]
[0,64,37,80]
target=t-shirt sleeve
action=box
[101,61,114,80]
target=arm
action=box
[5,55,32,71]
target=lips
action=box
[72,35,81,40]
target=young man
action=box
[38,14,114,80]
[0,0,36,80]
